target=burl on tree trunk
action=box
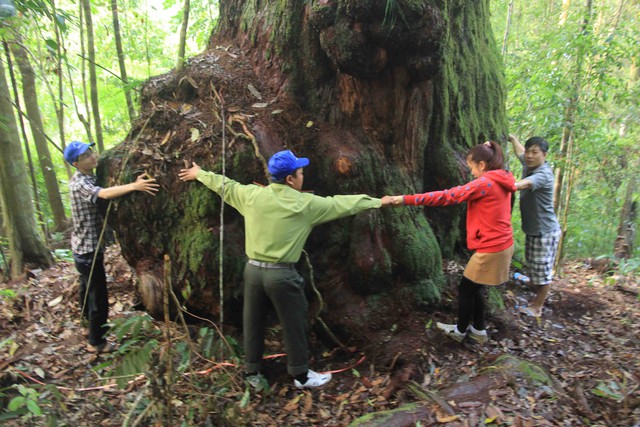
[99,1,507,339]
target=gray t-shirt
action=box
[517,155,560,236]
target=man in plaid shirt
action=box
[509,135,561,318]
[65,141,159,353]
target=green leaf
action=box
[44,39,58,53]
[26,399,42,416]
[239,388,250,408]
[7,396,26,411]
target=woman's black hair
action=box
[467,141,505,171]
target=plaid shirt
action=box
[69,171,103,255]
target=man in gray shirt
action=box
[509,135,561,317]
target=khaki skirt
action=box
[463,244,514,286]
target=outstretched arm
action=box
[178,162,202,182]
[508,134,525,157]
[98,173,159,199]
[380,195,397,207]
[385,195,404,207]
[515,179,533,191]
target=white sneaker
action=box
[436,322,466,342]
[466,325,488,344]
[294,370,332,389]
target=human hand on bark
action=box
[133,173,160,196]
[178,162,201,182]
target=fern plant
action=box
[97,314,162,389]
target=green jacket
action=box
[196,170,382,263]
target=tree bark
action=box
[9,39,68,233]
[177,0,190,71]
[3,41,47,237]
[614,168,637,259]
[102,0,508,328]
[0,56,53,277]
[81,0,105,152]
[111,0,136,122]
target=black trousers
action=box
[457,276,486,332]
[74,252,109,346]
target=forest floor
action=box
[0,245,639,426]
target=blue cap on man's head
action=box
[64,141,95,164]
[268,150,310,180]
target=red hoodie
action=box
[403,169,516,252]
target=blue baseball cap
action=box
[64,141,95,164]
[268,150,310,180]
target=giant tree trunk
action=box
[0,57,53,277]
[10,39,68,233]
[101,1,507,337]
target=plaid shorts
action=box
[525,228,561,285]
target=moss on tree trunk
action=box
[101,0,507,337]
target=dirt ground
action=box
[1,245,638,426]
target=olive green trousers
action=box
[243,263,309,376]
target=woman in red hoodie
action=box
[389,141,516,343]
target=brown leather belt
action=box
[248,259,295,269]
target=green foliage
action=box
[7,384,42,418]
[492,0,640,261]
[592,380,624,401]
[486,286,505,313]
[617,257,640,278]
[0,381,65,423]
[0,288,17,300]
[101,314,162,388]
[110,339,159,388]
[53,248,73,262]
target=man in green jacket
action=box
[179,150,391,388]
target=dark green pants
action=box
[243,263,308,376]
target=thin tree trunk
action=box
[614,173,637,259]
[29,16,72,178]
[51,0,69,157]
[176,0,190,71]
[554,0,593,214]
[0,56,53,277]
[560,0,572,26]
[502,0,514,59]
[2,40,47,238]
[555,134,576,269]
[81,0,105,152]
[614,61,639,259]
[78,1,94,142]
[111,0,135,121]
[9,39,68,233]
[554,104,574,213]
